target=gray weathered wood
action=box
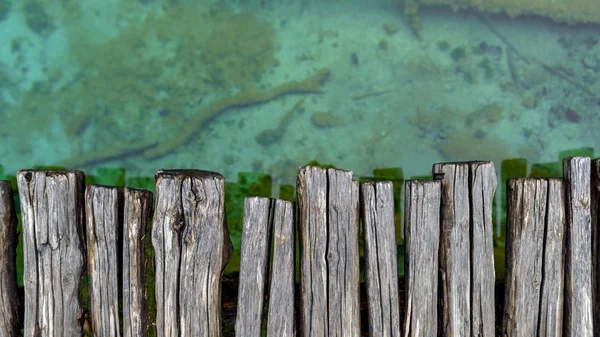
[85,185,123,337]
[0,181,19,336]
[236,196,274,337]
[122,187,153,337]
[538,179,565,337]
[503,179,548,337]
[469,161,496,337]
[432,162,471,337]
[266,199,295,337]
[361,181,401,337]
[297,166,360,337]
[563,157,593,336]
[403,180,440,337]
[18,170,85,337]
[152,170,232,337]
[592,159,600,337]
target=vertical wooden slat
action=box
[236,196,274,336]
[18,170,85,337]
[433,163,471,336]
[361,181,401,337]
[297,166,360,337]
[563,157,593,336]
[266,199,295,337]
[122,187,153,337]
[503,179,547,336]
[151,170,232,337]
[592,159,600,337]
[469,161,496,337]
[85,185,123,337]
[403,180,440,337]
[538,179,565,337]
[0,181,19,336]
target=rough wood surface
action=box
[503,179,547,337]
[122,187,153,337]
[0,181,19,336]
[469,161,496,337]
[17,170,85,337]
[151,170,232,337]
[592,159,600,337]
[538,179,565,337]
[432,163,471,337]
[563,157,593,336]
[297,166,360,337]
[403,180,440,337]
[266,199,295,337]
[361,181,401,337]
[85,185,123,337]
[235,196,274,336]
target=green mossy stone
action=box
[93,167,126,186]
[529,162,562,178]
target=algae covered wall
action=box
[416,0,600,24]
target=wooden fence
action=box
[0,157,597,336]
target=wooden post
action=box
[266,199,295,337]
[563,157,593,336]
[297,166,360,336]
[151,170,232,337]
[85,185,123,337]
[592,159,600,337]
[403,180,440,337]
[18,170,86,337]
[432,161,496,337]
[0,181,19,336]
[235,197,274,336]
[122,187,153,337]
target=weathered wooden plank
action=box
[0,181,19,336]
[266,199,295,337]
[17,170,85,337]
[152,170,232,337]
[432,162,471,336]
[361,181,401,337]
[503,179,547,337]
[563,157,593,336]
[538,179,565,337]
[403,180,440,337]
[122,187,153,337]
[592,159,600,337]
[297,166,360,337]
[469,161,496,337]
[85,185,123,337]
[235,196,274,336]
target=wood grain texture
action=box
[538,179,565,337]
[151,170,232,337]
[122,187,153,337]
[361,181,401,337]
[297,166,360,337]
[432,163,471,337]
[469,161,496,337]
[0,181,19,336]
[592,159,600,337]
[17,170,85,337]
[235,196,274,337]
[85,185,123,337]
[503,179,547,337]
[563,157,593,336]
[267,199,295,337]
[403,180,440,337]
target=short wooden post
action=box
[18,170,86,337]
[85,185,123,337]
[0,181,19,336]
[297,166,360,336]
[361,181,401,337]
[235,197,274,336]
[151,170,232,337]
[266,199,295,337]
[592,159,600,337]
[122,187,153,337]
[403,180,440,337]
[563,157,593,336]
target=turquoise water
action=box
[0,0,599,276]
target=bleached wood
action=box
[0,181,19,336]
